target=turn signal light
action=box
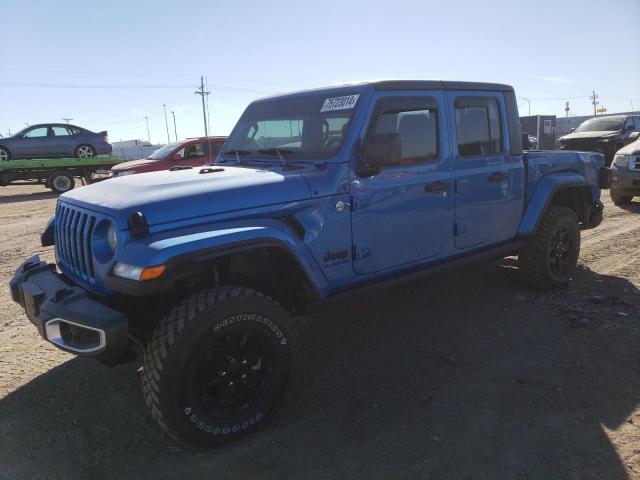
[140,265,166,281]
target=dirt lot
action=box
[1,183,639,480]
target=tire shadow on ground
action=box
[1,261,638,480]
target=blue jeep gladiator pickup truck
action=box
[10,80,606,446]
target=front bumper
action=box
[9,256,128,357]
[611,168,640,194]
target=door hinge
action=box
[352,245,372,260]
[454,223,468,236]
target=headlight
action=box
[113,263,166,281]
[117,171,135,177]
[107,224,117,252]
[613,154,629,168]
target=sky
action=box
[1,0,639,144]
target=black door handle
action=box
[488,171,508,183]
[425,181,448,193]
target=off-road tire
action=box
[518,206,580,290]
[48,172,75,194]
[610,189,632,204]
[141,286,299,447]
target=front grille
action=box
[55,204,96,282]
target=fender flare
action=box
[106,219,330,297]
[518,172,591,236]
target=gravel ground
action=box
[1,183,639,480]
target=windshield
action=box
[148,143,179,160]
[574,117,624,133]
[223,92,360,160]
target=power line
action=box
[0,80,271,95]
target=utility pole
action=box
[144,116,151,143]
[62,117,73,124]
[162,104,170,143]
[565,101,570,117]
[170,111,178,141]
[590,90,599,116]
[195,75,210,137]
[6,129,11,136]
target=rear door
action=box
[448,92,522,248]
[351,92,453,274]
[48,126,74,156]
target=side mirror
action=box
[569,127,575,133]
[628,131,640,142]
[361,133,402,167]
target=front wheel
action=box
[75,144,96,158]
[141,286,299,446]
[610,189,633,204]
[0,146,11,161]
[518,206,580,289]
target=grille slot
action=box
[55,204,97,282]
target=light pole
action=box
[162,104,170,143]
[144,116,151,143]
[519,97,531,116]
[170,111,178,141]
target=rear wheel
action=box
[75,144,96,158]
[519,206,580,290]
[0,146,10,161]
[610,189,633,204]
[141,286,299,446]
[48,172,75,194]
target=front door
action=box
[448,93,520,249]
[351,92,453,275]
[18,126,50,158]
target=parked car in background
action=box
[558,115,640,165]
[111,136,227,176]
[0,124,112,161]
[609,136,640,204]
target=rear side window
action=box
[368,97,438,164]
[51,126,70,136]
[633,117,640,129]
[185,143,205,158]
[455,98,502,157]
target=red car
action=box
[111,137,227,176]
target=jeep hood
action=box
[561,131,618,141]
[61,166,312,227]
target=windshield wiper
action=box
[257,148,293,169]
[223,149,250,165]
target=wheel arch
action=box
[108,222,330,314]
[519,173,594,236]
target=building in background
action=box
[520,115,557,150]
[111,139,163,160]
